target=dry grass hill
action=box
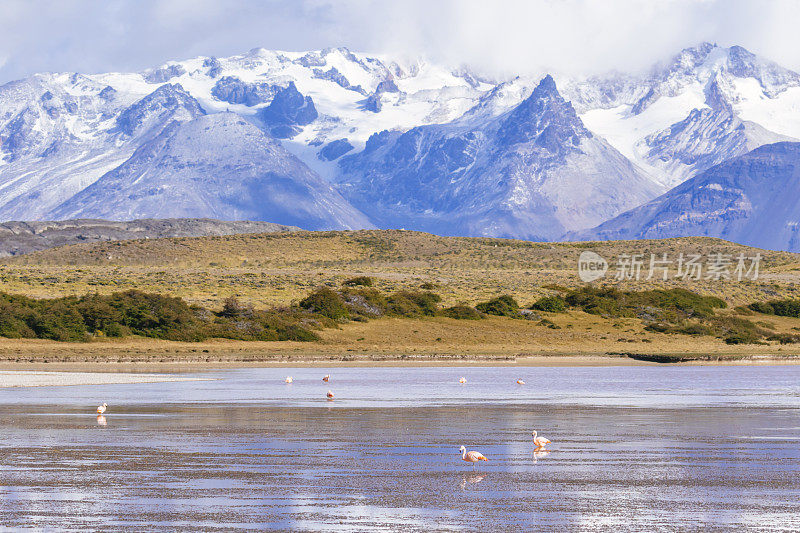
[3,229,800,364]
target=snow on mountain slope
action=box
[568,142,800,252]
[567,43,800,188]
[49,113,373,230]
[337,76,661,240]
[3,42,800,241]
[0,47,490,224]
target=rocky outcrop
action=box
[257,82,318,138]
[0,218,300,257]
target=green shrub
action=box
[299,287,349,319]
[748,302,776,315]
[439,305,482,320]
[476,295,519,317]
[529,295,566,313]
[767,333,800,344]
[565,287,726,320]
[386,291,442,317]
[749,299,800,318]
[770,300,800,318]
[343,276,374,287]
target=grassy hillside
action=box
[3,230,800,362]
[3,230,800,310]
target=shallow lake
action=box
[1,366,799,531]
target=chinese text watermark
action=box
[578,252,761,282]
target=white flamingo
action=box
[326,390,334,400]
[285,376,293,384]
[532,430,551,450]
[460,445,488,469]
[516,379,525,385]
[458,377,467,384]
[96,403,107,415]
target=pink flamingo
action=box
[458,377,467,384]
[285,376,293,384]
[322,375,330,382]
[326,390,334,400]
[96,403,107,415]
[516,379,525,385]
[532,430,551,450]
[460,446,488,469]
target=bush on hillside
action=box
[343,276,374,287]
[529,295,566,313]
[299,287,349,319]
[439,305,483,320]
[476,295,519,317]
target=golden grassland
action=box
[4,230,800,308]
[3,229,800,365]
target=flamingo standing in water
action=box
[458,377,467,384]
[460,446,488,469]
[326,390,334,400]
[285,376,293,384]
[96,403,107,415]
[322,375,330,382]
[532,430,551,450]
[516,379,525,385]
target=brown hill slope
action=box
[4,230,800,308]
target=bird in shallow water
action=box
[322,375,330,382]
[96,403,107,415]
[532,430,551,450]
[285,376,293,384]
[458,377,467,384]
[326,390,334,400]
[460,445,488,469]
[516,379,525,385]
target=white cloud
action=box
[0,0,799,84]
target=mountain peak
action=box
[534,74,558,94]
[116,83,205,138]
[496,74,590,148]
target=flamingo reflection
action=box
[96,415,107,426]
[532,449,550,463]
[460,473,486,489]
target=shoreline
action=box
[1,353,800,374]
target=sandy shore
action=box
[1,353,799,374]
[0,370,209,388]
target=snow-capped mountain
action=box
[49,112,373,230]
[2,42,800,246]
[569,142,800,252]
[337,75,660,240]
[0,47,494,226]
[566,43,800,187]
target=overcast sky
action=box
[1,0,800,84]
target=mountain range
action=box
[2,43,800,249]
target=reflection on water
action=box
[461,473,486,489]
[532,449,550,462]
[0,366,799,531]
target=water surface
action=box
[1,366,799,531]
